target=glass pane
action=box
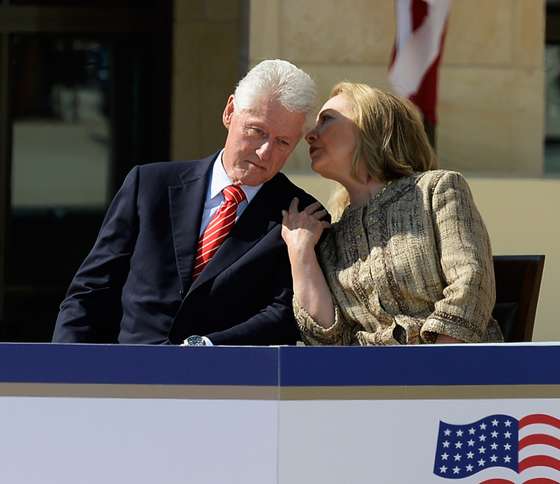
[546,45,560,139]
[10,35,110,208]
[4,29,170,342]
[545,45,560,174]
[9,1,159,6]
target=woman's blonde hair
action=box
[327,82,437,219]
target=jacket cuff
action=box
[421,312,486,343]
[293,296,345,345]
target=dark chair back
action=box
[492,255,545,342]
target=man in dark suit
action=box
[52,59,320,346]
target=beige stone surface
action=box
[444,0,513,66]
[286,173,560,341]
[302,63,393,99]
[437,66,544,175]
[172,1,242,160]
[439,107,543,173]
[288,63,544,175]
[248,0,546,175]
[440,66,542,112]
[438,110,513,173]
[513,0,545,69]
[279,0,395,64]
[249,0,281,60]
[438,111,542,176]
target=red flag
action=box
[388,0,452,125]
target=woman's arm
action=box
[281,198,335,328]
[421,171,497,344]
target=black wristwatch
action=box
[184,335,208,346]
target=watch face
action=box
[186,335,206,346]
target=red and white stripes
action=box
[192,185,245,279]
[388,0,452,125]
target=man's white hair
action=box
[233,59,317,126]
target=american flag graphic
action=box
[433,414,560,483]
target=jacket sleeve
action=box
[420,171,497,343]
[52,167,140,342]
[204,237,301,345]
[293,296,357,345]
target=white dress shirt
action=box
[198,150,262,235]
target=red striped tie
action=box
[192,184,246,279]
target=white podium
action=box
[0,343,558,483]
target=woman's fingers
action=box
[281,199,330,249]
[283,199,329,234]
[311,209,329,220]
[288,197,299,214]
[287,199,329,219]
[303,201,322,214]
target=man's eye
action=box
[278,139,290,147]
[247,127,264,136]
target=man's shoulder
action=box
[267,172,319,206]
[138,155,215,174]
[132,153,218,183]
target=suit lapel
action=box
[169,154,216,292]
[186,175,282,295]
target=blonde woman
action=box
[281,82,503,345]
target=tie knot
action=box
[222,185,246,204]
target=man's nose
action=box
[256,140,273,160]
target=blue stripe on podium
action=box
[0,344,278,386]
[279,345,560,387]
[0,343,558,387]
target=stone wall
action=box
[172,0,245,160]
[250,0,545,175]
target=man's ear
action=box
[223,95,235,129]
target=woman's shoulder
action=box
[415,169,465,183]
[381,170,464,195]
[414,169,471,194]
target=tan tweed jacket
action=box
[294,170,504,345]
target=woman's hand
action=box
[435,334,464,344]
[281,198,330,253]
[281,198,335,329]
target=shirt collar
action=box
[209,150,262,202]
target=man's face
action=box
[222,95,306,186]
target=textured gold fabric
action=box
[294,170,504,345]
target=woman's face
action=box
[305,94,359,182]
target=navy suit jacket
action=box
[52,152,319,345]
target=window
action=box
[545,0,560,174]
[0,3,171,341]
